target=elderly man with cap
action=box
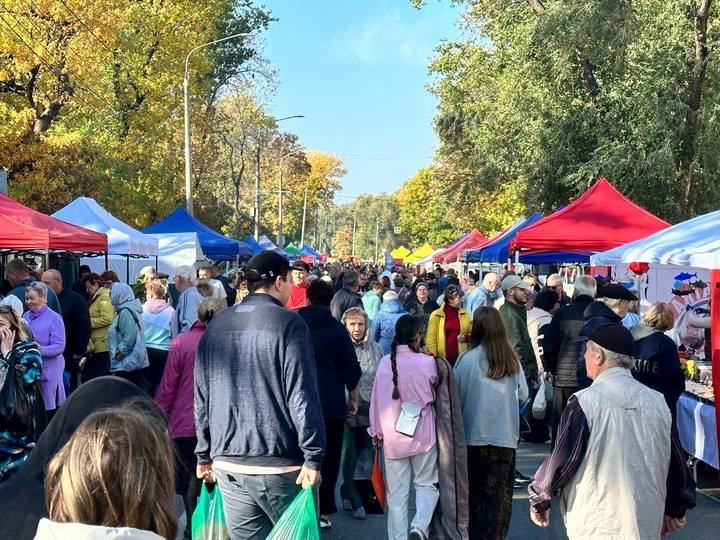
[576,283,637,389]
[286,260,311,311]
[498,275,536,381]
[529,324,696,538]
[194,251,325,539]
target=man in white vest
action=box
[528,324,696,538]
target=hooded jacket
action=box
[299,305,361,419]
[108,283,149,373]
[631,324,685,415]
[341,309,383,428]
[330,286,362,321]
[141,299,174,350]
[88,287,115,354]
[577,301,623,388]
[371,299,408,355]
[361,290,382,321]
[34,519,164,539]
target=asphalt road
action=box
[176,441,720,539]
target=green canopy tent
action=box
[284,242,300,256]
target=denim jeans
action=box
[215,470,302,540]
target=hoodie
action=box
[108,283,149,373]
[631,324,685,414]
[141,299,174,350]
[34,518,163,540]
[298,305,361,419]
[371,299,408,355]
[362,290,382,321]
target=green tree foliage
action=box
[412,0,720,224]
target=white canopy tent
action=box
[53,197,158,257]
[82,232,203,283]
[590,209,720,269]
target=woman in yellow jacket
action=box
[83,273,116,382]
[426,284,471,365]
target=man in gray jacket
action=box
[194,251,325,540]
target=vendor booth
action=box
[591,208,720,474]
[143,207,253,261]
[405,243,434,265]
[436,229,487,264]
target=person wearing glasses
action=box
[544,274,570,307]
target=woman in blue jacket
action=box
[371,291,408,355]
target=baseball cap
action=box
[291,260,310,272]
[598,283,637,301]
[578,324,635,357]
[501,275,531,292]
[245,251,290,282]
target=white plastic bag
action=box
[532,377,548,420]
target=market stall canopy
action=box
[299,244,321,258]
[261,236,290,257]
[591,208,720,269]
[0,194,107,253]
[465,215,541,263]
[0,213,51,251]
[244,235,263,255]
[390,246,412,261]
[405,243,434,264]
[143,207,253,260]
[52,197,158,256]
[510,178,670,256]
[437,229,488,263]
[83,232,202,282]
[284,242,300,256]
[432,232,470,263]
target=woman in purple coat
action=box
[23,282,66,418]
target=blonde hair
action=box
[0,305,31,341]
[144,279,165,300]
[198,297,226,323]
[45,401,177,539]
[642,301,675,331]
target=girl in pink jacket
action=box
[368,315,439,540]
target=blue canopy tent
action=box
[144,207,253,261]
[300,244,321,258]
[259,235,289,257]
[244,235,264,255]
[464,212,588,264]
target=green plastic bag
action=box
[192,483,229,540]
[265,486,320,540]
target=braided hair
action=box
[390,315,422,400]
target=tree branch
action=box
[527,0,545,14]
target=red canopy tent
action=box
[510,178,670,256]
[436,229,488,263]
[0,214,51,250]
[0,194,107,253]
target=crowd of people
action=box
[0,253,700,540]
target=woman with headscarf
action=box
[0,377,145,539]
[404,281,440,345]
[0,304,44,481]
[22,282,66,419]
[108,283,149,390]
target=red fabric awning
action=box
[0,214,51,250]
[0,194,108,253]
[438,229,488,263]
[510,178,670,254]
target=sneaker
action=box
[515,470,532,484]
[342,499,353,512]
[353,506,366,520]
[409,528,427,540]
[319,517,332,529]
[514,478,527,489]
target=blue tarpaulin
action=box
[299,244,321,258]
[144,207,253,260]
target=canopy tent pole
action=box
[45,249,50,271]
[104,251,109,269]
[155,256,159,273]
[711,269,720,482]
[126,255,130,284]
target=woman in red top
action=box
[426,285,472,364]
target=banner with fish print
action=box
[606,264,711,358]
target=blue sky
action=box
[262,0,461,201]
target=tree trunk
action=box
[678,0,712,218]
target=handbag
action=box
[532,378,548,420]
[395,402,422,437]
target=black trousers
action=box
[146,347,169,397]
[81,351,110,383]
[174,436,201,536]
[320,417,346,515]
[113,367,152,394]
[551,386,577,447]
[467,445,515,540]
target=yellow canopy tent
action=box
[390,246,412,261]
[405,243,433,264]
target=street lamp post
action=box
[300,183,309,247]
[184,32,252,216]
[374,213,380,264]
[277,149,299,246]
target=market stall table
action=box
[678,381,718,470]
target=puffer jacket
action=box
[108,283,149,373]
[371,299,408,355]
[631,323,685,415]
[87,286,115,354]
[347,329,383,428]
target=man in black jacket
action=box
[194,251,325,539]
[542,275,597,445]
[41,269,91,393]
[330,270,362,321]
